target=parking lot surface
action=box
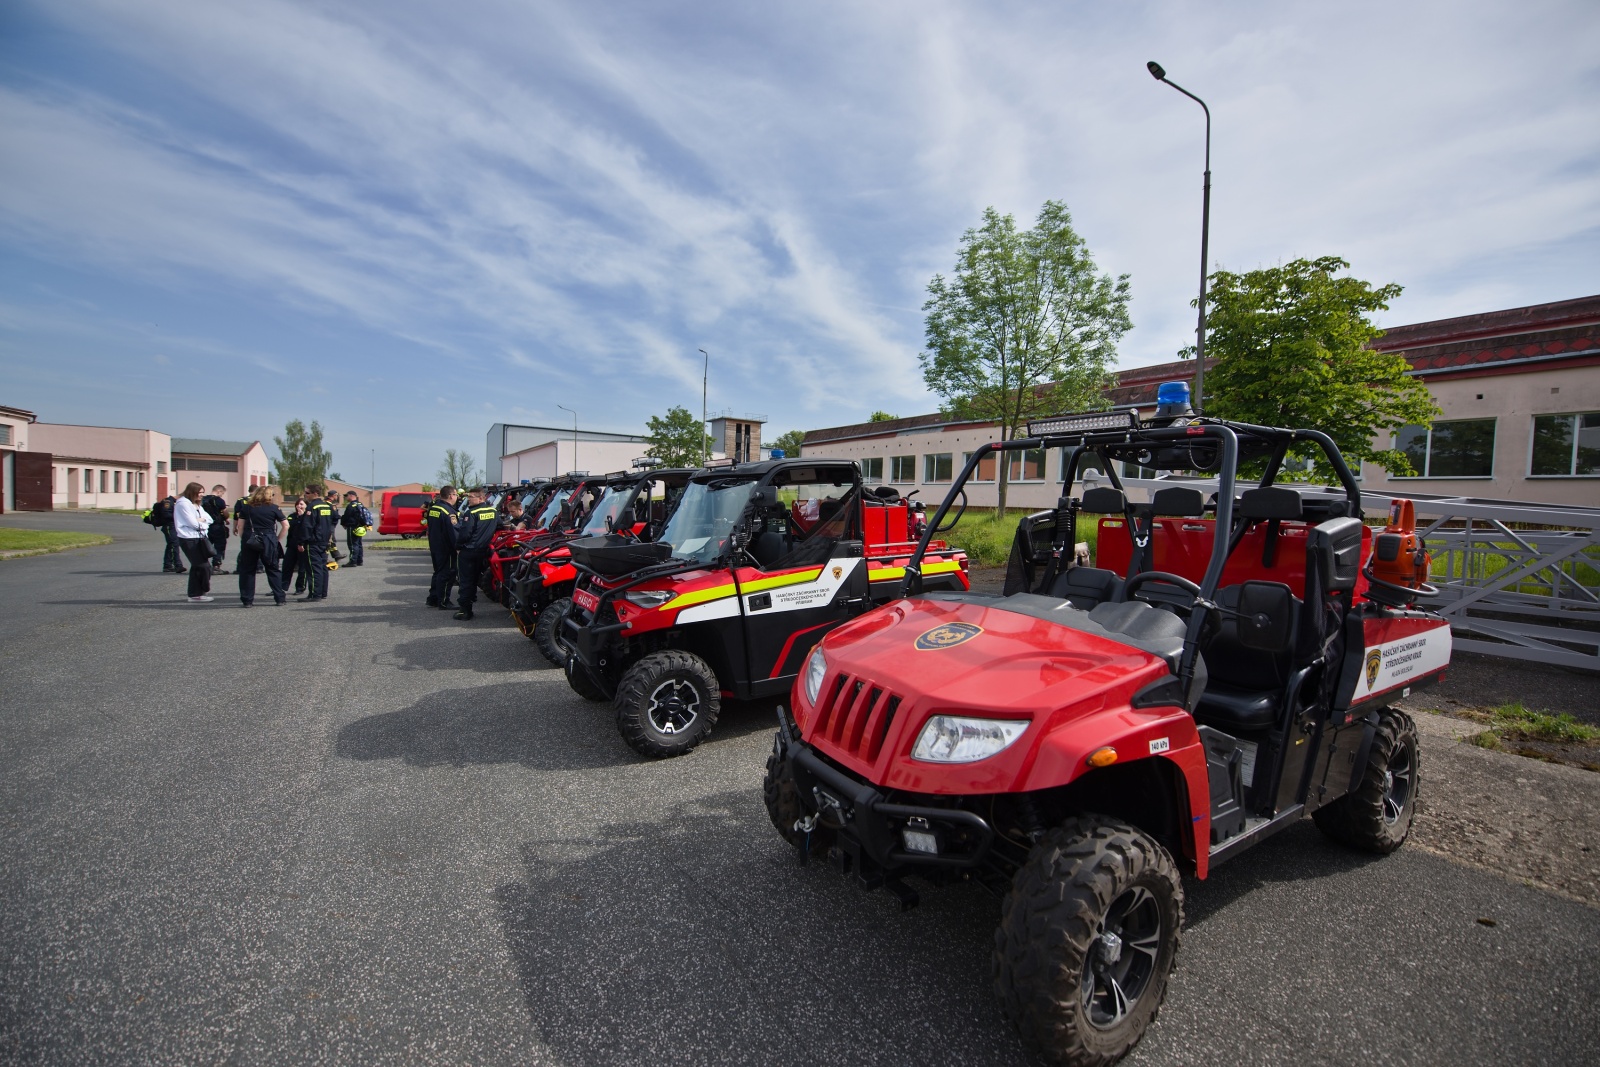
[3,514,1598,1066]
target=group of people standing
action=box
[148,483,371,606]
[423,484,502,621]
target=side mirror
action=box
[1235,581,1295,653]
[751,485,777,509]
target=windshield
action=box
[534,487,573,529]
[655,478,755,564]
[580,486,631,536]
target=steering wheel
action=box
[1122,571,1203,614]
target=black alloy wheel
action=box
[994,816,1182,1066]
[534,598,572,666]
[1312,707,1420,853]
[614,650,721,758]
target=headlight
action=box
[911,716,1028,763]
[623,589,675,608]
[802,647,827,705]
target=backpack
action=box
[359,504,375,527]
[141,508,156,525]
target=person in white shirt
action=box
[173,482,216,602]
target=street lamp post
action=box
[1147,60,1211,413]
[557,404,578,471]
[698,348,710,466]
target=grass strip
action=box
[367,539,430,550]
[1467,702,1600,750]
[944,510,1101,567]
[0,529,115,556]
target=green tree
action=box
[645,406,714,467]
[921,200,1131,514]
[868,411,898,423]
[436,449,482,489]
[770,429,806,457]
[271,419,332,495]
[1198,256,1438,474]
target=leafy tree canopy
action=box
[271,419,332,495]
[1197,256,1438,474]
[645,406,714,468]
[769,428,806,457]
[436,449,482,489]
[868,411,898,423]
[921,200,1131,513]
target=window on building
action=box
[138,472,146,493]
[98,470,107,493]
[157,461,168,474]
[923,453,953,482]
[0,424,10,445]
[83,469,92,493]
[963,451,996,482]
[114,471,122,493]
[860,457,884,482]
[1530,413,1600,477]
[1008,448,1047,482]
[173,457,239,473]
[890,455,916,482]
[1395,419,1496,478]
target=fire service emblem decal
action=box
[832,565,843,579]
[1365,648,1382,690]
[915,622,983,651]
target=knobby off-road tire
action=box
[614,650,721,758]
[762,737,834,857]
[534,598,572,667]
[993,816,1183,1067]
[564,654,609,702]
[1313,707,1419,854]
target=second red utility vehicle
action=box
[560,457,972,758]
[766,401,1449,1065]
[378,490,431,538]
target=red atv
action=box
[766,409,1448,1065]
[482,474,605,608]
[560,457,972,758]
[508,465,695,665]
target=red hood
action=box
[798,596,1175,793]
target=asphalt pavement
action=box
[2,513,1598,1066]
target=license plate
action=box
[573,588,599,612]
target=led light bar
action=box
[1026,409,1140,437]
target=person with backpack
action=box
[201,484,232,574]
[145,494,184,573]
[340,490,372,567]
[233,485,287,607]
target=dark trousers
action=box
[457,549,487,611]
[428,546,456,604]
[179,538,213,597]
[283,542,311,593]
[237,541,285,604]
[208,525,229,566]
[162,525,184,571]
[305,543,330,598]
[347,532,364,565]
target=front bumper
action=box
[776,715,994,875]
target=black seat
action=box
[1045,566,1124,609]
[749,530,787,568]
[1149,486,1205,517]
[1194,582,1301,733]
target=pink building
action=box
[169,439,271,503]
[28,421,173,511]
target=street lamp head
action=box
[1146,60,1166,81]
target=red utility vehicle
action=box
[378,490,431,538]
[481,474,604,609]
[766,405,1448,1065]
[560,457,971,758]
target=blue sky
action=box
[3,0,1597,484]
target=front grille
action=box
[811,673,903,765]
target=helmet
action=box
[327,560,339,570]
[354,525,370,537]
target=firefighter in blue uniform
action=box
[298,485,337,601]
[453,487,499,621]
[425,486,460,609]
[340,490,368,567]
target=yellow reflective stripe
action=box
[663,567,826,610]
[869,558,963,582]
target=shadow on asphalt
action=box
[489,789,1027,1067]
[334,682,638,770]
[1182,821,1384,926]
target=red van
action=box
[379,490,431,538]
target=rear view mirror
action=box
[1235,581,1295,653]
[751,486,777,509]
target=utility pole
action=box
[557,404,578,471]
[699,348,710,466]
[1148,60,1212,412]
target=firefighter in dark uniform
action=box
[299,484,337,601]
[453,487,499,620]
[339,490,367,566]
[201,484,232,573]
[425,486,460,609]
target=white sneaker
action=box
[189,595,215,602]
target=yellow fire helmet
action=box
[353,525,370,537]
[327,560,339,570]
